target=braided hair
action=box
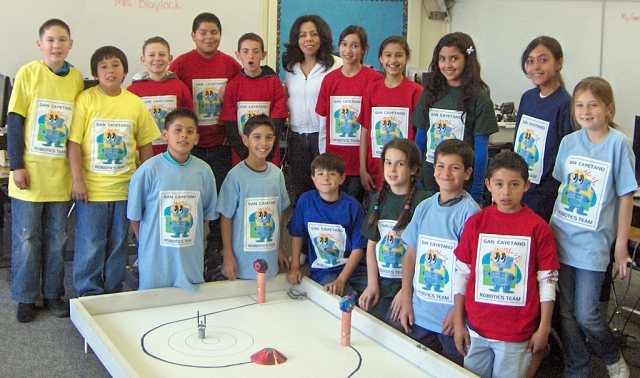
[366,138,422,233]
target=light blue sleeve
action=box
[216,173,239,219]
[203,166,219,221]
[401,201,425,250]
[472,135,489,203]
[127,167,146,221]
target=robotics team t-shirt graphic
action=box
[141,95,177,146]
[90,119,132,174]
[426,108,464,163]
[307,222,347,269]
[193,79,227,125]
[474,233,530,307]
[160,191,199,247]
[236,102,270,135]
[376,220,405,279]
[414,235,456,304]
[243,197,279,252]
[370,107,409,158]
[514,115,549,184]
[329,96,362,146]
[30,99,74,156]
[553,156,609,231]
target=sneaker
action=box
[606,355,630,378]
[17,303,36,323]
[44,298,69,318]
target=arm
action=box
[324,248,364,296]
[68,141,88,202]
[471,134,489,204]
[528,301,553,354]
[453,260,471,356]
[614,193,635,279]
[130,220,140,241]
[358,240,380,311]
[318,116,327,154]
[287,236,304,285]
[220,215,237,280]
[398,246,417,332]
[7,113,29,189]
[277,212,289,270]
[223,120,248,159]
[138,143,153,165]
[359,131,375,191]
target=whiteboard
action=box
[602,1,640,137]
[0,0,262,86]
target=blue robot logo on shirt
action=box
[419,250,448,292]
[515,129,539,169]
[249,208,275,242]
[375,117,403,146]
[482,248,522,293]
[314,233,341,265]
[39,111,67,148]
[561,170,597,216]
[97,129,127,164]
[164,201,194,238]
[240,111,259,130]
[334,106,360,137]
[378,231,404,268]
[197,88,221,117]
[150,105,168,132]
[429,120,456,149]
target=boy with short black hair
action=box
[453,151,559,378]
[68,45,160,297]
[8,18,84,322]
[397,139,480,366]
[169,12,241,190]
[127,36,193,156]
[128,108,217,291]
[220,32,287,167]
[286,153,368,297]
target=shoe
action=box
[44,298,69,318]
[606,355,630,378]
[17,303,36,323]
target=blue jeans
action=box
[558,263,621,377]
[10,199,71,303]
[464,334,531,378]
[72,201,129,296]
[288,131,319,202]
[340,176,365,204]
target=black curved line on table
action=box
[141,302,258,368]
[346,345,362,377]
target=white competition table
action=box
[70,274,476,377]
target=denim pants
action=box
[10,198,71,303]
[464,333,531,378]
[72,201,128,296]
[340,176,365,204]
[288,131,319,202]
[314,269,368,300]
[558,263,621,377]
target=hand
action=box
[286,266,302,285]
[388,289,403,322]
[71,179,89,202]
[358,286,379,312]
[222,253,237,281]
[527,327,550,355]
[454,321,470,357]
[360,170,376,192]
[614,244,635,280]
[12,169,30,190]
[398,302,414,333]
[441,309,455,336]
[278,250,290,271]
[324,278,346,296]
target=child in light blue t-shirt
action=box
[128,108,217,291]
[217,114,290,280]
[397,140,480,366]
